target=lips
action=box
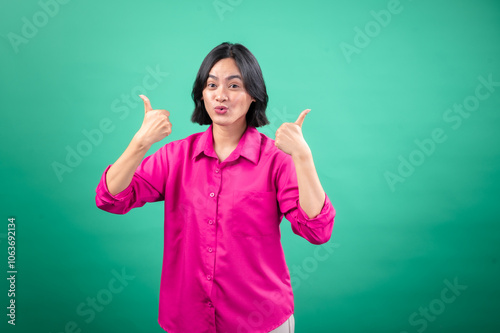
[214,106,228,114]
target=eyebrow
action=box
[208,74,242,81]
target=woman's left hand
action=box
[275,109,312,157]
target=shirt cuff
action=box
[296,192,335,228]
[96,165,134,203]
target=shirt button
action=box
[215,168,220,173]
[209,192,215,197]
[208,220,214,225]
[207,275,212,281]
[208,301,213,308]
[208,247,213,253]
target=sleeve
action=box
[95,145,168,215]
[276,154,335,245]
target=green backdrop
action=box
[1,0,499,332]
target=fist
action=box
[275,109,311,156]
[135,95,172,147]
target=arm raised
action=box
[106,95,172,195]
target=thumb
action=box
[139,95,153,114]
[294,109,311,128]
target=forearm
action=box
[292,148,326,219]
[106,135,151,195]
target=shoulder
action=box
[172,129,206,146]
[257,129,292,167]
[156,128,207,157]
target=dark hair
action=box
[191,42,269,127]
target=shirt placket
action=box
[205,158,222,326]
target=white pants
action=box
[269,314,295,333]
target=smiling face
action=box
[202,58,255,131]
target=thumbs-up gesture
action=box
[135,95,172,147]
[275,109,311,157]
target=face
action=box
[202,58,255,130]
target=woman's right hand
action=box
[134,95,172,148]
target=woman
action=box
[95,42,335,333]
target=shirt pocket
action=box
[231,190,280,237]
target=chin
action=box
[212,120,232,127]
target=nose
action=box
[215,87,228,103]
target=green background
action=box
[1,0,499,332]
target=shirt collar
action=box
[192,123,261,165]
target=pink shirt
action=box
[95,124,335,333]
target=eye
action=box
[229,84,240,89]
[207,82,216,88]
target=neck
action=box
[212,121,248,151]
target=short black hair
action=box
[191,42,269,127]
